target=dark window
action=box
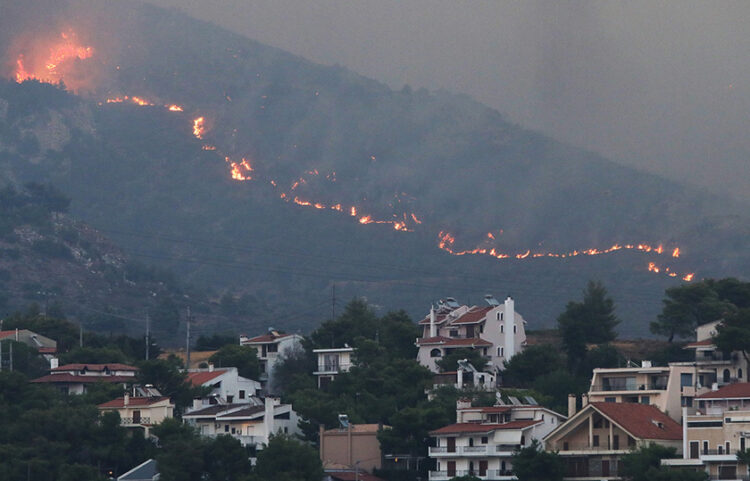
[613,435,619,450]
[274,411,290,419]
[604,397,616,403]
[481,436,488,444]
[449,330,459,337]
[703,441,709,454]
[226,395,233,403]
[239,390,245,399]
[681,373,693,387]
[724,369,731,383]
[430,349,442,358]
[513,325,516,333]
[593,435,599,447]
[225,425,229,432]
[628,436,635,447]
[267,343,278,353]
[563,442,569,451]
[742,437,746,451]
[740,369,744,381]
[133,410,141,424]
[640,396,650,404]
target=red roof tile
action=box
[0,330,16,339]
[451,307,492,324]
[186,369,228,387]
[419,313,450,325]
[430,420,540,435]
[242,333,293,343]
[417,336,492,347]
[98,396,171,408]
[38,347,57,354]
[52,363,138,372]
[697,383,750,399]
[684,339,715,349]
[31,373,135,384]
[589,402,681,440]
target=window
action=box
[726,441,731,453]
[481,436,488,444]
[225,425,229,432]
[267,343,278,353]
[227,395,234,403]
[231,427,236,434]
[479,325,484,333]
[724,369,731,383]
[604,397,616,403]
[640,396,650,404]
[469,438,474,447]
[563,442,569,450]
[593,435,599,447]
[680,373,693,388]
[741,437,746,451]
[520,435,525,446]
[430,349,442,358]
[500,347,504,357]
[239,390,245,399]
[703,441,709,455]
[718,445,723,455]
[740,369,744,381]
[497,347,502,357]
[628,436,635,447]
[513,325,516,333]
[500,325,504,333]
[449,330,459,338]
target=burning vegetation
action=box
[12,29,95,91]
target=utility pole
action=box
[145,313,151,361]
[8,342,12,372]
[0,341,3,372]
[331,283,336,322]
[79,324,83,348]
[186,306,191,369]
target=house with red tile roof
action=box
[185,365,261,407]
[98,393,174,437]
[31,363,138,394]
[662,383,750,480]
[239,330,303,391]
[544,402,682,480]
[416,295,527,375]
[428,398,565,480]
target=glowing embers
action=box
[225,157,253,181]
[438,231,696,281]
[193,117,206,139]
[14,30,94,89]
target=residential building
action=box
[544,402,682,480]
[182,396,301,453]
[117,459,159,481]
[416,295,527,374]
[587,360,701,422]
[240,330,303,390]
[324,471,386,481]
[98,392,174,437]
[662,383,750,480]
[313,346,355,388]
[432,360,497,392]
[0,328,57,358]
[428,398,565,480]
[186,365,260,405]
[320,422,387,473]
[30,363,137,394]
[682,320,747,385]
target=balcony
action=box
[313,362,352,375]
[121,417,151,426]
[429,470,515,480]
[591,382,667,392]
[428,445,490,456]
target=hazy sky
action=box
[145,0,750,201]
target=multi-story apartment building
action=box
[186,365,260,406]
[240,330,303,391]
[416,295,527,374]
[313,346,355,388]
[681,320,747,386]
[587,361,702,422]
[182,396,300,453]
[428,398,565,480]
[662,383,750,480]
[545,402,682,480]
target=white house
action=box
[428,398,566,480]
[183,396,301,455]
[31,363,138,395]
[186,366,261,405]
[313,346,355,388]
[240,330,303,391]
[416,296,527,374]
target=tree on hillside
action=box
[619,443,707,481]
[137,359,206,413]
[650,282,736,342]
[714,308,750,365]
[309,298,378,349]
[253,435,323,481]
[502,344,562,387]
[558,281,619,371]
[208,344,261,380]
[511,439,564,481]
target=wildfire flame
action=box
[14,30,94,90]
[193,117,206,139]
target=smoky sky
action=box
[145,0,750,202]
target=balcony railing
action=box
[121,417,151,425]
[315,362,352,374]
[429,470,513,480]
[591,382,667,392]
[496,444,521,452]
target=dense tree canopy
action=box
[619,443,707,481]
[252,435,323,481]
[511,439,564,481]
[208,344,261,380]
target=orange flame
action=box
[193,117,205,139]
[672,247,680,258]
[14,30,94,90]
[167,104,184,112]
[683,273,695,282]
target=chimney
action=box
[429,306,437,338]
[49,357,59,369]
[582,393,589,409]
[123,393,130,407]
[15,328,19,341]
[208,363,214,372]
[264,396,275,437]
[193,399,202,410]
[568,394,577,417]
[457,368,464,389]
[504,296,515,360]
[712,382,719,391]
